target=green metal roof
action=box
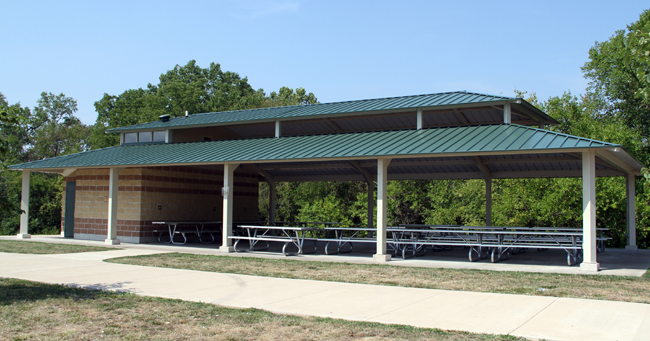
[10,124,620,171]
[106,91,556,133]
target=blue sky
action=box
[1,0,648,124]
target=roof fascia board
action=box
[595,149,643,175]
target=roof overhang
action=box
[9,124,642,181]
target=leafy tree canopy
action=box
[582,9,650,137]
[0,92,88,225]
[91,60,317,149]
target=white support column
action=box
[626,173,638,250]
[17,170,31,239]
[165,129,171,143]
[503,102,511,124]
[581,149,599,271]
[367,179,374,237]
[275,120,281,138]
[416,108,423,130]
[220,162,239,252]
[105,167,121,245]
[268,180,276,225]
[485,178,492,226]
[374,158,392,262]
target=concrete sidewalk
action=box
[1,247,649,341]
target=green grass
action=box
[0,278,522,340]
[108,252,650,304]
[0,240,115,254]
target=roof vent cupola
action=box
[159,114,170,122]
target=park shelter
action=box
[8,91,644,271]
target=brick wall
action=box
[61,165,260,243]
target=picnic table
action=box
[230,225,322,256]
[388,225,610,266]
[321,227,378,254]
[152,221,222,245]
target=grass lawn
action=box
[109,253,650,304]
[0,240,114,254]
[0,278,521,341]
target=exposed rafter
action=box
[473,157,491,180]
[348,160,373,182]
[248,164,275,183]
[323,118,344,133]
[453,108,470,125]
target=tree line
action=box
[0,61,317,234]
[1,9,649,248]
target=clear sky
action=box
[1,0,648,124]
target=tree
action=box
[90,60,318,149]
[624,11,650,104]
[582,9,650,143]
[0,92,88,235]
[266,87,318,107]
[30,92,90,160]
[0,97,25,216]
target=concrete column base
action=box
[16,234,31,239]
[373,254,391,262]
[580,262,600,272]
[104,238,120,245]
[219,245,235,253]
[625,245,638,251]
[60,231,65,237]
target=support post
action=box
[580,149,599,271]
[416,108,423,130]
[367,179,374,237]
[485,178,492,226]
[503,102,511,124]
[165,129,171,143]
[374,158,391,262]
[17,170,31,239]
[626,173,637,250]
[268,180,276,225]
[220,162,239,252]
[275,120,281,138]
[105,167,121,245]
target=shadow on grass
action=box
[0,278,132,305]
